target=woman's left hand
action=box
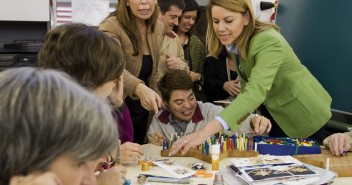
[96,165,127,185]
[120,142,144,162]
[189,71,201,82]
[150,132,166,146]
[134,83,162,113]
[250,115,272,135]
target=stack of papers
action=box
[220,155,336,185]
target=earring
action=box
[126,2,130,6]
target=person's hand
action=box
[189,71,201,82]
[223,78,241,96]
[165,54,180,70]
[109,76,124,107]
[250,115,271,135]
[326,133,352,156]
[96,165,127,185]
[169,119,224,156]
[95,155,115,172]
[120,142,144,162]
[134,83,162,113]
[150,132,166,146]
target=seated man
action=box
[0,67,125,185]
[323,131,352,156]
[147,70,271,145]
[39,23,143,162]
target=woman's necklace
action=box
[178,33,188,46]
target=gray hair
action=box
[0,67,118,184]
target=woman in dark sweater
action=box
[204,46,241,103]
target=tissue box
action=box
[253,136,321,155]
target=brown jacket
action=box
[99,16,164,99]
[158,31,189,86]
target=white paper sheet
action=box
[231,155,302,168]
[71,0,109,26]
[153,161,195,179]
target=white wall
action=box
[196,0,208,6]
[0,0,49,21]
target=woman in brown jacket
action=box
[99,0,164,144]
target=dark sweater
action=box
[203,49,237,103]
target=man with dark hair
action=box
[157,0,189,82]
[147,70,272,145]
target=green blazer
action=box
[219,29,332,138]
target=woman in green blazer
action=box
[169,0,332,155]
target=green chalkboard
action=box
[276,0,352,113]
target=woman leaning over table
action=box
[169,0,332,155]
[99,0,163,144]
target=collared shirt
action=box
[147,101,222,141]
[147,101,256,142]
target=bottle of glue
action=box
[211,144,220,171]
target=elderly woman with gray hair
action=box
[0,67,125,185]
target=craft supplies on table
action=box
[253,136,321,155]
[161,133,259,163]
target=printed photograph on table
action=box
[244,165,317,181]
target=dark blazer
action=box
[203,49,237,102]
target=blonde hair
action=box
[205,0,279,59]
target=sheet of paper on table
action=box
[230,155,302,167]
[153,161,195,179]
